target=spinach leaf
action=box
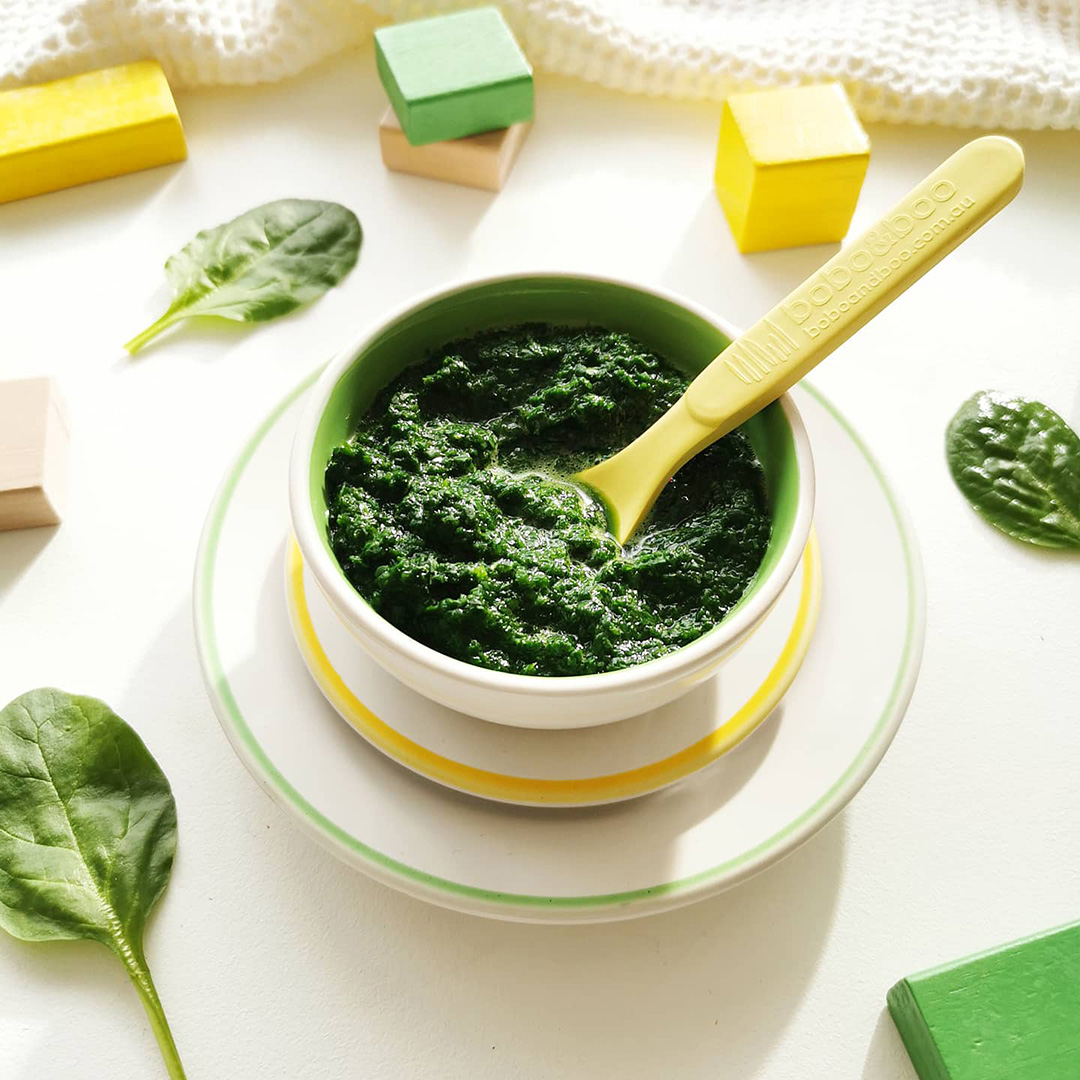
[124,197,362,354]
[0,688,186,1078]
[946,391,1080,549]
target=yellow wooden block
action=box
[714,83,870,253]
[0,60,186,204]
[378,106,529,192]
[0,378,70,531]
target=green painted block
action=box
[374,7,533,146]
[887,921,1080,1080]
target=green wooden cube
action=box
[887,920,1080,1080]
[374,7,533,146]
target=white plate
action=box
[194,376,924,924]
[285,531,821,807]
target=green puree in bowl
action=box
[325,325,771,677]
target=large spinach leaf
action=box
[125,197,362,354]
[0,688,186,1078]
[946,391,1080,549]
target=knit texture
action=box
[2,0,1078,129]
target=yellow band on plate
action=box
[287,532,821,806]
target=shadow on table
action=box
[0,933,126,1076]
[303,811,847,1080]
[862,1007,919,1080]
[0,525,57,600]
[659,191,843,328]
[0,160,184,248]
[179,53,498,247]
[212,554,845,1078]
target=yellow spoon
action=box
[577,135,1025,543]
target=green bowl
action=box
[290,273,814,729]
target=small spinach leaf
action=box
[0,688,186,1079]
[946,391,1080,549]
[125,197,362,354]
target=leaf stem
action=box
[124,312,180,355]
[125,952,188,1080]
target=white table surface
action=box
[2,48,1079,1080]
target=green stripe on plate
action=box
[192,373,923,914]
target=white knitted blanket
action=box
[2,0,1078,129]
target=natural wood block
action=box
[887,921,1080,1080]
[0,60,187,205]
[714,83,870,253]
[379,107,529,191]
[0,378,70,531]
[374,7,533,146]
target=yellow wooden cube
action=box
[0,60,186,205]
[714,83,870,254]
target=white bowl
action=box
[290,273,815,729]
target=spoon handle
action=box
[684,135,1025,431]
[577,136,1025,543]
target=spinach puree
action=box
[325,325,771,677]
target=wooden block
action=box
[378,107,529,191]
[374,8,533,146]
[887,921,1080,1080]
[0,378,70,531]
[714,83,870,253]
[0,60,187,205]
